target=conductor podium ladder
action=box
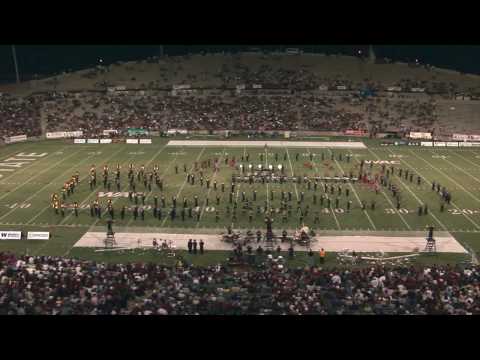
[104,233,116,248]
[424,238,436,253]
[265,237,274,251]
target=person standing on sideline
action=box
[319,248,326,264]
[193,240,198,254]
[199,240,204,254]
[188,239,193,254]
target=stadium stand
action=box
[1,53,480,139]
[1,251,478,315]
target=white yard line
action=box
[327,148,376,230]
[428,150,480,192]
[387,148,480,230]
[11,152,98,224]
[160,148,206,227]
[0,145,69,184]
[412,149,480,203]
[0,146,75,202]
[454,151,480,170]
[92,144,171,228]
[196,148,226,226]
[285,147,299,200]
[265,146,269,211]
[122,153,179,228]
[363,149,412,230]
[369,148,448,231]
[308,148,341,230]
[231,146,246,228]
[62,146,160,256]
[59,146,128,224]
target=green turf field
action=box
[0,137,479,265]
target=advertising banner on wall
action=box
[409,132,432,139]
[0,231,22,240]
[27,232,49,240]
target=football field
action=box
[1,137,480,265]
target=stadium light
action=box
[11,45,20,83]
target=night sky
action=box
[0,45,479,83]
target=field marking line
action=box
[265,146,270,211]
[381,150,450,231]
[160,148,206,228]
[7,152,99,224]
[90,143,171,228]
[454,151,480,173]
[0,142,38,164]
[308,148,341,230]
[24,151,102,224]
[61,146,161,256]
[59,146,130,224]
[231,146,246,228]
[359,148,412,230]
[327,148,376,230]
[285,147,299,200]
[0,146,77,203]
[412,149,480,203]
[196,147,227,226]
[387,148,480,230]
[0,145,70,185]
[429,150,480,190]
[120,153,179,229]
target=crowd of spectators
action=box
[0,94,42,139]
[38,91,437,135]
[1,52,475,139]
[1,251,479,315]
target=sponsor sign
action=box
[0,231,22,240]
[46,132,66,139]
[446,142,459,147]
[139,139,152,144]
[421,141,434,147]
[103,129,118,136]
[387,86,402,92]
[167,129,188,135]
[74,139,86,144]
[47,131,83,139]
[65,131,83,138]
[336,85,347,90]
[127,128,148,136]
[435,142,446,147]
[27,232,49,240]
[411,88,426,93]
[452,133,480,141]
[172,84,191,90]
[126,139,139,144]
[7,135,27,143]
[87,139,99,144]
[344,129,367,137]
[100,139,112,144]
[409,132,432,139]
